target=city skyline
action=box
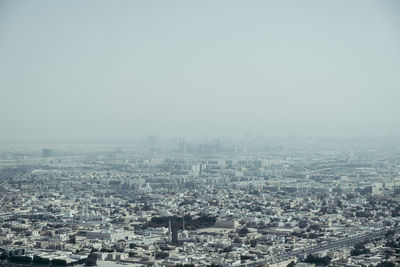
[2,1,400,266]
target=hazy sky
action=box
[1,1,399,142]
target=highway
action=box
[277,228,389,260]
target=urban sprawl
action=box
[1,137,400,267]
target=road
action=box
[262,227,392,265]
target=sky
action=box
[0,0,399,142]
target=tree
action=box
[0,252,8,260]
[8,256,32,264]
[51,258,67,265]
[100,248,114,253]
[68,236,76,244]
[376,261,395,267]
[238,227,249,236]
[287,261,296,267]
[354,242,366,250]
[85,253,97,266]
[33,255,50,265]
[304,254,331,266]
[307,224,321,232]
[250,239,258,247]
[351,242,370,256]
[233,237,242,244]
[240,255,252,261]
[155,251,169,260]
[222,246,232,253]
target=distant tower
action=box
[182,215,185,231]
[172,227,178,245]
[168,219,172,242]
[168,218,178,245]
[41,148,53,157]
[147,135,158,146]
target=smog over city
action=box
[1,1,400,267]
